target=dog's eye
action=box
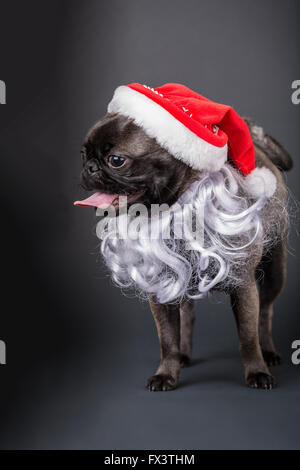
[108,155,126,168]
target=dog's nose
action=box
[86,159,99,174]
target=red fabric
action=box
[128,83,255,175]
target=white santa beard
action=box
[100,164,282,304]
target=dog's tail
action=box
[244,117,293,172]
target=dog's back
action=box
[245,118,293,172]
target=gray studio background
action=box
[0,0,299,450]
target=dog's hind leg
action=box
[231,279,275,389]
[257,240,287,366]
[179,299,195,367]
[147,296,181,391]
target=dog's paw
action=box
[246,372,275,390]
[180,354,192,368]
[262,350,281,367]
[146,374,178,391]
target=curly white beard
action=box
[99,163,283,304]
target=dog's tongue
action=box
[74,192,118,208]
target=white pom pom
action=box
[243,167,277,198]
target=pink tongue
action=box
[74,192,118,208]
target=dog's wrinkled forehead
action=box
[85,113,160,157]
[80,112,200,207]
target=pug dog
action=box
[75,84,293,391]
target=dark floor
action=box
[0,291,299,450]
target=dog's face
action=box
[80,113,199,208]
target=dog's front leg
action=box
[180,298,195,367]
[147,296,181,391]
[230,280,275,390]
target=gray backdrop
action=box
[0,0,299,450]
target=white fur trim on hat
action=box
[108,86,228,172]
[243,167,277,198]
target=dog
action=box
[76,84,293,391]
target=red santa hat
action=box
[108,83,276,198]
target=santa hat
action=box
[108,83,276,198]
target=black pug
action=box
[75,83,292,391]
